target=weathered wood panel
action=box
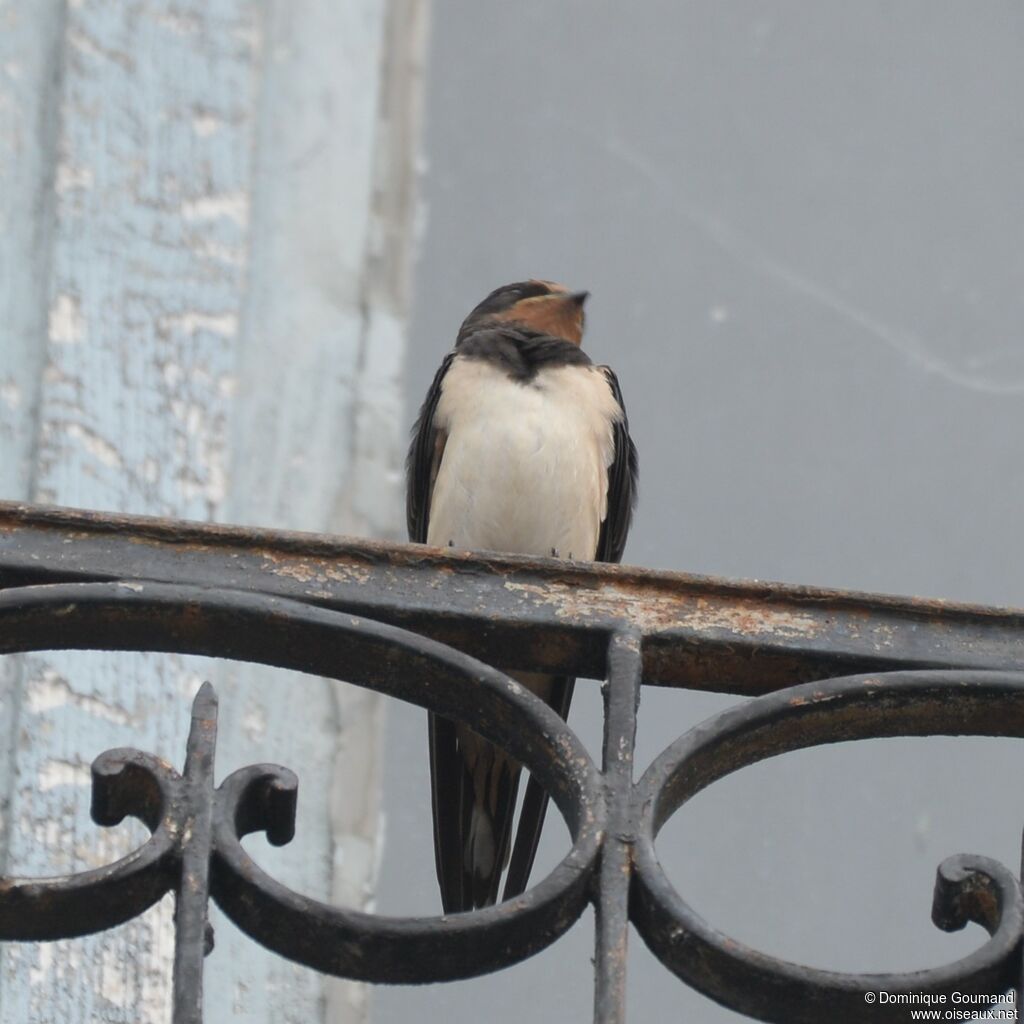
[0,0,423,1020]
[0,1,61,501]
[0,0,65,940]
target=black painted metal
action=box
[631,671,1024,1022]
[594,631,642,1024]
[2,503,1024,1022]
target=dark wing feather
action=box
[595,366,639,564]
[501,674,574,902]
[408,352,471,912]
[428,714,470,911]
[504,366,637,900]
[407,351,455,543]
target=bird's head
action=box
[457,280,589,346]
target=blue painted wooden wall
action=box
[0,1,425,1020]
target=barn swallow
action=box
[407,279,638,912]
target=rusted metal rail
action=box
[1,500,1024,1023]
[2,501,1022,692]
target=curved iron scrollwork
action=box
[1,580,1023,1023]
[631,671,1024,1022]
[0,582,602,1013]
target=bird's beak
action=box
[568,291,589,307]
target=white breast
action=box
[427,356,621,559]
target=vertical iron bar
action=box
[594,630,642,1024]
[172,682,217,1024]
[1019,824,1024,1013]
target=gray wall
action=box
[378,2,1024,1021]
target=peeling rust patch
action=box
[506,580,827,640]
[685,597,823,639]
[264,558,373,587]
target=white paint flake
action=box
[99,944,130,1007]
[189,237,246,267]
[56,162,95,194]
[161,311,239,338]
[0,378,21,410]
[181,190,249,227]
[64,421,124,469]
[192,112,222,137]
[48,293,86,343]
[25,668,132,726]
[28,943,55,993]
[137,900,175,1021]
[242,705,267,742]
[38,758,92,790]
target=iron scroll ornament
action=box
[631,671,1024,1022]
[0,582,1021,1022]
[0,582,603,1014]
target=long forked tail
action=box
[428,674,576,913]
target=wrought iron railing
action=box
[2,500,1024,1023]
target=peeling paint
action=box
[192,111,223,137]
[38,758,92,791]
[0,378,20,410]
[160,310,239,338]
[48,293,86,344]
[502,578,824,640]
[63,421,124,469]
[55,162,94,194]
[181,190,249,227]
[137,900,176,1022]
[1,0,421,1019]
[99,942,130,1007]
[25,668,133,726]
[263,557,373,586]
[687,598,822,639]
[188,236,246,267]
[242,705,267,742]
[28,942,54,993]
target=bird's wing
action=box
[407,351,474,912]
[428,713,474,911]
[595,366,639,564]
[406,351,455,544]
[503,366,637,902]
